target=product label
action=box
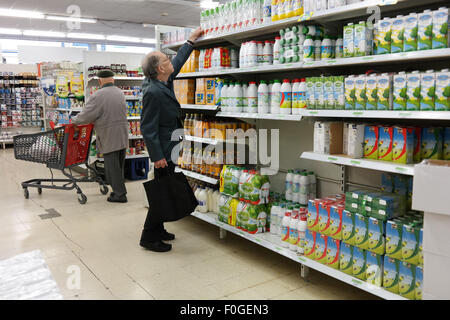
[280,91,292,109]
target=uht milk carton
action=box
[399,261,416,299]
[386,219,404,260]
[364,125,379,160]
[402,223,420,265]
[306,78,316,109]
[314,77,325,109]
[377,73,393,110]
[393,72,407,110]
[342,210,356,245]
[432,7,449,49]
[366,74,378,110]
[435,69,450,111]
[392,127,414,164]
[345,76,356,110]
[378,126,394,162]
[391,15,405,53]
[415,266,423,300]
[353,247,367,280]
[354,213,369,250]
[412,127,422,163]
[368,217,386,255]
[404,13,419,52]
[318,201,331,236]
[315,234,328,264]
[383,257,400,294]
[444,127,450,160]
[327,238,340,270]
[333,76,345,110]
[307,199,320,232]
[366,252,384,287]
[418,10,433,51]
[347,123,365,158]
[304,229,317,260]
[354,21,373,56]
[377,18,392,54]
[355,75,367,110]
[329,205,343,240]
[421,127,443,160]
[344,23,355,58]
[324,77,335,109]
[340,242,354,275]
[406,71,421,111]
[420,70,436,111]
[381,173,394,193]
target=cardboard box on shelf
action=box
[195,91,206,105]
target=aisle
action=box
[0,148,377,300]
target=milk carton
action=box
[383,257,400,294]
[342,210,356,245]
[393,72,407,110]
[354,21,373,56]
[315,234,328,264]
[329,205,343,240]
[314,77,325,109]
[327,238,340,270]
[386,219,404,260]
[435,69,450,111]
[415,266,423,300]
[406,71,421,111]
[392,127,414,164]
[420,70,436,111]
[355,75,367,110]
[418,228,424,267]
[391,15,405,53]
[421,127,443,160]
[340,242,354,275]
[345,75,356,110]
[412,127,422,163]
[347,123,365,158]
[366,252,383,287]
[353,247,367,280]
[306,78,316,109]
[324,77,335,109]
[377,73,393,110]
[399,261,416,299]
[402,223,420,265]
[404,13,419,52]
[307,199,320,231]
[418,10,433,51]
[318,201,331,236]
[432,7,449,49]
[368,217,386,255]
[444,127,450,160]
[363,125,379,160]
[334,76,345,110]
[313,121,323,154]
[304,229,317,260]
[343,23,355,58]
[381,173,394,193]
[365,74,378,110]
[354,213,369,250]
[378,126,394,162]
[377,18,392,54]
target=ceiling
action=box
[0,0,207,41]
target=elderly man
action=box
[139,27,202,252]
[72,70,129,203]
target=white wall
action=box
[18,45,86,64]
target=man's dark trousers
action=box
[103,148,127,199]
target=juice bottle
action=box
[271,0,279,21]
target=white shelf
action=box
[128,135,143,139]
[301,152,415,176]
[217,111,302,121]
[181,104,219,111]
[127,116,140,120]
[302,109,450,120]
[125,96,141,101]
[126,153,148,159]
[89,76,144,81]
[55,107,83,113]
[191,211,407,300]
[184,135,248,145]
[175,167,218,185]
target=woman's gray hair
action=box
[142,53,160,79]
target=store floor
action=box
[0,148,378,300]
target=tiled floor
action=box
[0,148,378,300]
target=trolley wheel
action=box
[100,185,108,195]
[23,188,29,199]
[78,193,87,205]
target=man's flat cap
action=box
[97,69,115,78]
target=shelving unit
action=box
[184,135,250,145]
[175,167,218,185]
[181,104,219,111]
[217,111,303,121]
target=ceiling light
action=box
[0,28,22,35]
[141,38,156,44]
[23,30,66,38]
[0,8,45,19]
[200,0,220,9]
[106,35,141,43]
[46,15,97,23]
[67,33,105,40]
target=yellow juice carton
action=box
[366,74,378,110]
[435,69,450,111]
[344,23,355,58]
[444,127,450,160]
[392,127,414,164]
[318,202,331,236]
[364,125,379,160]
[386,219,404,260]
[377,18,392,54]
[391,15,405,53]
[406,71,421,111]
[402,223,420,265]
[421,127,443,160]
[354,213,369,250]
[304,229,317,260]
[315,234,328,264]
[432,7,449,49]
[205,78,216,92]
[329,205,344,240]
[342,210,357,245]
[399,261,416,299]
[345,75,356,110]
[327,238,340,270]
[368,217,386,255]
[355,75,367,110]
[418,10,433,50]
[307,199,320,232]
[378,126,394,162]
[353,247,367,280]
[415,266,423,300]
[393,72,407,110]
[383,257,400,294]
[377,73,393,110]
[195,91,206,105]
[420,70,436,111]
[366,251,384,287]
[404,13,419,52]
[340,242,354,275]
[206,92,216,105]
[412,127,422,163]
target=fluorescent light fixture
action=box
[46,15,97,23]
[200,0,219,9]
[0,8,45,19]
[141,38,156,44]
[106,35,141,43]
[23,30,66,38]
[67,32,105,40]
[0,28,22,35]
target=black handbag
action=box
[143,168,198,223]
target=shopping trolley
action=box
[13,122,108,204]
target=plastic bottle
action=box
[278,0,286,20]
[239,169,249,201]
[314,36,322,61]
[258,80,269,114]
[235,82,244,113]
[271,0,279,21]
[273,37,281,64]
[227,82,235,112]
[335,37,344,59]
[297,213,307,254]
[321,35,333,60]
[239,42,246,68]
[292,170,301,203]
[303,35,315,62]
[247,81,258,113]
[280,79,292,114]
[213,190,220,213]
[276,203,285,235]
[221,82,229,111]
[270,202,279,234]
[207,188,214,212]
[291,79,300,114]
[271,79,281,114]
[299,172,309,205]
[248,41,258,67]
[263,0,272,23]
[242,82,248,112]
[285,169,294,201]
[289,210,299,251]
[263,40,273,65]
[281,205,292,247]
[308,171,316,200]
[257,41,264,65]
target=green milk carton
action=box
[334,76,346,110]
[355,75,367,110]
[383,257,401,294]
[386,219,404,260]
[377,73,393,110]
[324,77,335,109]
[377,18,392,54]
[344,23,355,58]
[415,266,423,300]
[345,75,356,110]
[366,74,378,110]
[402,223,420,265]
[391,15,405,53]
[366,251,384,287]
[326,238,340,270]
[393,72,408,110]
[399,261,416,299]
[420,70,436,111]
[432,7,449,49]
[353,247,367,280]
[418,10,433,50]
[406,71,421,111]
[404,13,418,52]
[421,127,443,160]
[435,69,450,111]
[342,210,357,245]
[354,213,370,250]
[368,217,386,255]
[314,77,325,109]
[306,77,316,109]
[340,242,354,275]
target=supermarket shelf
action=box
[301,152,415,176]
[126,153,149,159]
[217,111,303,121]
[175,167,218,185]
[127,116,140,120]
[180,104,219,111]
[302,109,450,120]
[125,96,141,101]
[184,135,248,145]
[89,76,144,81]
[191,211,407,300]
[128,135,143,139]
[55,107,83,113]
[176,48,450,78]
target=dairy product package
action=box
[378,126,394,162]
[307,199,320,232]
[354,213,369,250]
[355,75,367,110]
[366,251,384,287]
[435,69,450,111]
[327,238,340,269]
[324,77,335,109]
[432,7,449,49]
[421,127,443,160]
[353,247,367,280]
[313,121,343,155]
[333,76,345,110]
[314,77,325,109]
[402,223,420,265]
[340,242,354,275]
[377,18,392,54]
[304,229,317,259]
[366,74,378,110]
[399,261,416,299]
[406,71,421,111]
[392,127,414,164]
[306,78,316,109]
[342,210,356,245]
[313,121,323,154]
[363,125,379,160]
[391,15,405,53]
[354,21,373,56]
[418,10,433,50]
[343,23,355,58]
[393,72,407,110]
[383,257,400,294]
[377,73,393,110]
[444,127,450,160]
[381,173,394,193]
[368,217,386,255]
[345,75,356,110]
[386,219,405,260]
[329,204,344,240]
[318,201,331,236]
[315,233,328,264]
[420,70,436,111]
[347,123,365,158]
[412,127,422,163]
[415,266,423,300]
[404,13,418,52]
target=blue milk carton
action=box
[368,217,386,255]
[381,173,394,193]
[354,213,369,250]
[366,251,384,287]
[415,266,423,300]
[399,261,416,299]
[383,257,400,294]
[340,242,354,275]
[353,247,367,280]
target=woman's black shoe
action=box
[140,240,172,252]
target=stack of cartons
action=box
[174,79,195,104]
[195,78,216,105]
